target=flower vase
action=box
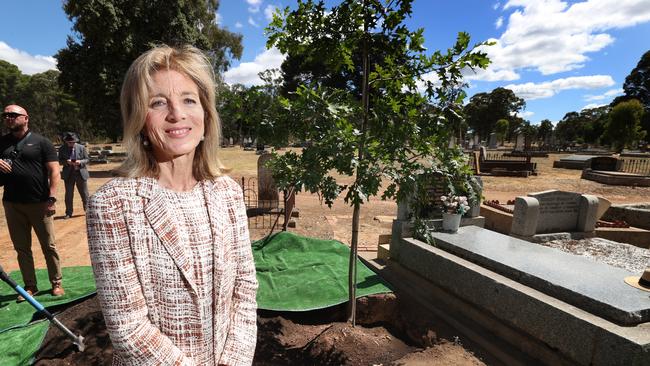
[442,212,462,233]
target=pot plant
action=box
[440,194,471,232]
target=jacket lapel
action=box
[137,177,199,296]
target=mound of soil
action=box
[34,294,484,365]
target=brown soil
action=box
[4,147,648,364]
[34,294,485,365]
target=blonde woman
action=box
[87,45,257,365]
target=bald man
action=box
[0,104,64,301]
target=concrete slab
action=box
[428,226,650,325]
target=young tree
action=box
[56,0,243,141]
[602,99,647,151]
[537,119,554,147]
[266,0,490,323]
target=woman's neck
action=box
[156,157,198,191]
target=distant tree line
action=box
[0,60,84,140]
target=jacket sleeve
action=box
[218,182,258,366]
[78,145,90,167]
[86,184,196,366]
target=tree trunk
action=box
[348,0,370,326]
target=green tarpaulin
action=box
[253,231,391,311]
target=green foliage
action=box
[602,99,647,151]
[555,106,609,146]
[463,87,525,140]
[56,0,243,141]
[0,61,83,140]
[494,119,509,145]
[537,119,554,145]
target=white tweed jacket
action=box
[86,176,258,366]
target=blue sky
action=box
[1,0,649,125]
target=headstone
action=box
[448,135,456,148]
[588,156,620,171]
[596,197,611,220]
[510,190,599,240]
[257,153,279,209]
[514,133,525,151]
[229,137,234,146]
[488,133,498,149]
[473,134,480,148]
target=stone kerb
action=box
[510,190,599,240]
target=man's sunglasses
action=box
[1,112,27,119]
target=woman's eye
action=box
[150,99,167,108]
[184,98,197,105]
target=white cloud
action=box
[248,16,259,27]
[504,75,615,100]
[463,66,519,82]
[519,110,535,118]
[0,42,56,75]
[264,5,278,21]
[246,0,262,13]
[224,47,285,86]
[495,16,504,29]
[493,2,501,10]
[214,12,222,25]
[582,103,607,110]
[479,0,650,81]
[583,88,623,101]
[235,21,243,29]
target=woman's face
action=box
[143,69,205,162]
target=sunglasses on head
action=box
[1,112,26,119]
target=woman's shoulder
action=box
[208,175,242,194]
[90,177,139,201]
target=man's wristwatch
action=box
[47,197,57,204]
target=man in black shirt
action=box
[0,104,64,301]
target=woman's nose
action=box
[166,102,187,122]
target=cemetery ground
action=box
[2,147,650,365]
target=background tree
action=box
[56,0,243,141]
[537,119,554,147]
[0,60,27,108]
[463,87,525,141]
[612,50,650,139]
[494,119,509,145]
[266,0,489,323]
[602,99,646,151]
[0,60,82,140]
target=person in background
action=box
[58,132,89,219]
[86,44,258,365]
[0,104,64,301]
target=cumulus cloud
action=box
[246,0,262,13]
[0,42,56,75]
[264,5,278,21]
[248,16,259,27]
[583,88,623,101]
[504,75,615,100]
[224,47,285,86]
[477,0,650,81]
[214,12,222,25]
[235,21,243,29]
[493,2,501,10]
[518,110,535,118]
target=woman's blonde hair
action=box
[116,44,224,179]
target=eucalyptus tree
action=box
[266,0,490,323]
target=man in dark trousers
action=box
[0,104,64,301]
[58,132,89,219]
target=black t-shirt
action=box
[0,132,58,203]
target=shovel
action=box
[0,264,85,352]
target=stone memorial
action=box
[488,133,497,149]
[588,156,620,171]
[257,153,279,209]
[510,189,599,241]
[514,133,525,151]
[473,134,480,148]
